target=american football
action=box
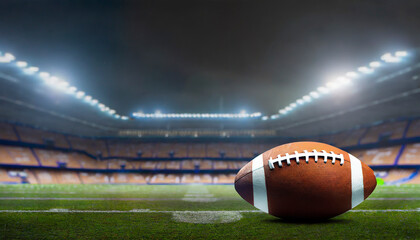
[235,142,377,219]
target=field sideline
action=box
[0,184,419,239]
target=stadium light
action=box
[381,53,400,63]
[84,95,92,102]
[16,61,28,68]
[66,86,77,94]
[0,50,127,120]
[357,66,374,74]
[369,61,381,68]
[395,51,407,57]
[39,72,50,78]
[0,53,15,63]
[75,91,85,99]
[309,91,320,98]
[24,66,39,74]
[271,50,408,120]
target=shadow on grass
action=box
[263,217,352,225]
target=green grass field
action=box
[0,184,419,239]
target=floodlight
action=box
[346,72,358,78]
[67,86,77,94]
[369,61,381,68]
[91,99,98,105]
[357,66,373,74]
[28,66,39,72]
[0,53,15,63]
[381,53,399,63]
[57,80,69,89]
[395,51,407,57]
[262,116,269,120]
[16,61,28,68]
[108,109,116,114]
[290,103,297,108]
[296,99,304,105]
[317,86,329,94]
[75,91,85,99]
[39,72,50,78]
[302,95,312,102]
[309,91,320,98]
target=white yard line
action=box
[0,209,418,213]
[367,198,420,200]
[0,197,418,201]
[0,197,235,201]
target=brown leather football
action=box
[235,141,377,219]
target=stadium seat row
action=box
[0,169,236,184]
[1,145,419,169]
[1,168,418,185]
[1,119,420,157]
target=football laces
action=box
[268,150,344,169]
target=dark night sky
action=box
[0,0,419,116]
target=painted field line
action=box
[0,197,418,201]
[367,198,420,200]
[0,209,418,213]
[0,197,236,201]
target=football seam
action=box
[234,169,259,184]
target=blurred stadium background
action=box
[0,49,419,184]
[0,1,419,239]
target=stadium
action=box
[0,1,419,239]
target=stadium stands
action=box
[350,146,401,166]
[0,123,18,141]
[0,146,39,166]
[399,143,420,165]
[360,121,407,144]
[0,119,419,185]
[406,119,420,138]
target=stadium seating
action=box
[406,119,420,138]
[0,122,18,141]
[79,172,109,184]
[0,120,419,185]
[0,146,39,166]
[17,126,70,148]
[188,143,206,158]
[350,146,401,165]
[340,128,367,147]
[181,174,213,184]
[109,173,148,184]
[149,174,180,184]
[0,169,21,183]
[35,149,80,168]
[213,173,236,184]
[399,143,420,165]
[377,169,416,183]
[360,121,407,144]
[68,137,108,157]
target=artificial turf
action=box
[0,184,418,239]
